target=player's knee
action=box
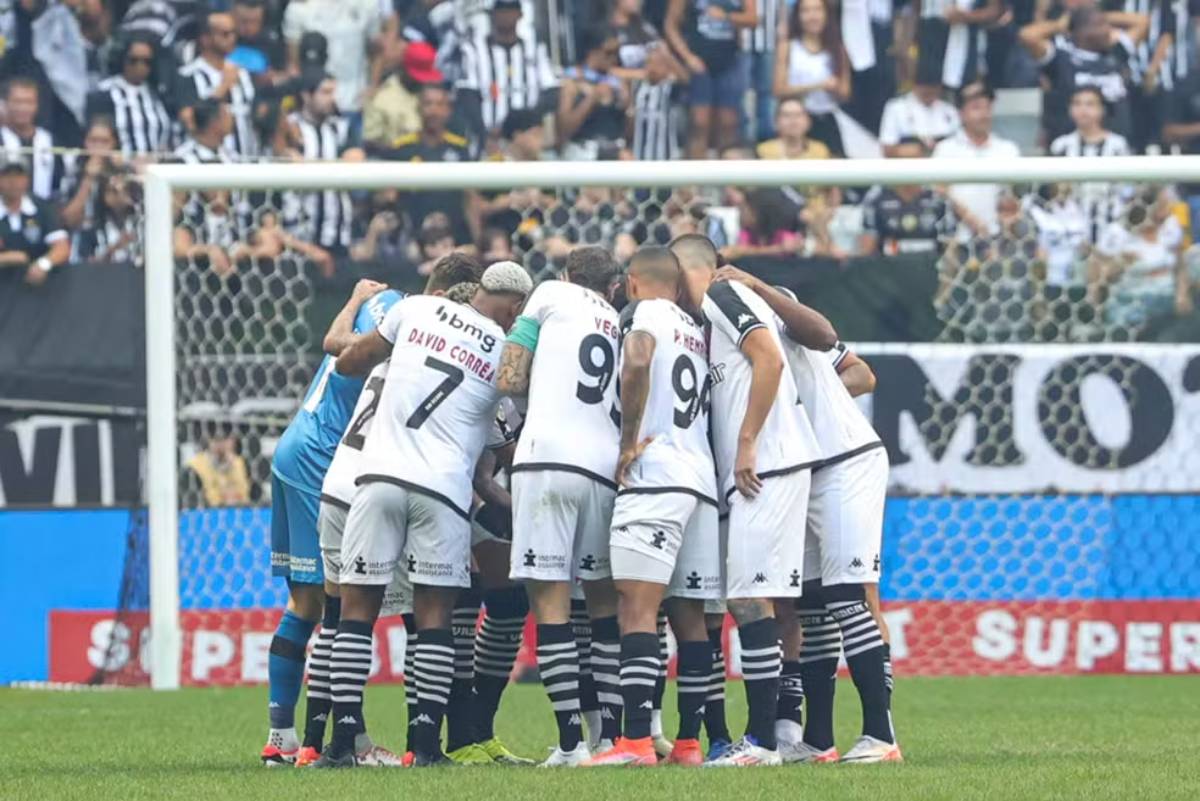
[286,581,325,622]
[727,597,772,626]
[666,598,708,641]
[583,578,619,618]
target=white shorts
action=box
[703,513,730,615]
[805,446,888,586]
[726,469,810,599]
[610,490,723,599]
[340,480,472,589]
[318,500,412,615]
[509,469,615,582]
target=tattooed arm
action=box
[496,342,534,397]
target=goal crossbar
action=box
[141,155,1200,689]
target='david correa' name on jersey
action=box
[407,321,497,382]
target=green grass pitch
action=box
[3,676,1198,801]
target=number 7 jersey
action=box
[357,295,506,518]
[511,280,621,486]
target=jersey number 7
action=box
[406,356,465,429]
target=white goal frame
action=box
[142,155,1200,689]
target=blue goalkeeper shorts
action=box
[270,473,323,584]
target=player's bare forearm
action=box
[739,329,784,447]
[717,265,837,349]
[496,342,534,396]
[473,450,512,510]
[839,356,877,397]
[323,279,387,356]
[619,333,655,451]
[335,330,391,377]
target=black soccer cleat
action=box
[412,750,456,767]
[310,746,357,769]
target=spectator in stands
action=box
[878,72,960,157]
[558,28,629,160]
[480,226,517,263]
[5,0,88,146]
[931,81,1020,234]
[665,0,757,159]
[402,0,467,86]
[383,84,476,246]
[177,12,259,159]
[479,109,552,234]
[1163,65,1200,241]
[741,0,784,142]
[86,34,172,158]
[173,186,242,278]
[756,97,831,159]
[1026,182,1090,293]
[629,43,686,161]
[350,188,415,264]
[363,41,442,148]
[60,116,122,233]
[1092,186,1188,337]
[284,0,389,122]
[74,168,143,265]
[287,71,360,260]
[1019,7,1148,147]
[0,159,69,288]
[175,99,236,164]
[773,0,850,157]
[229,0,288,93]
[916,0,1003,94]
[74,0,115,93]
[843,0,896,136]
[0,78,68,203]
[609,0,665,79]
[186,432,251,507]
[721,185,805,259]
[456,0,559,151]
[1049,85,1131,242]
[860,138,955,256]
[416,218,457,276]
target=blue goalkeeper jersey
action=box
[271,289,404,495]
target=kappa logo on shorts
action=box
[650,531,667,549]
[353,557,367,575]
[753,572,767,584]
[407,554,417,573]
[579,553,596,571]
[685,571,702,590]
[523,549,537,567]
[789,570,801,587]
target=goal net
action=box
[97,156,1200,688]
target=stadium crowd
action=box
[2,0,1200,339]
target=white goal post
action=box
[142,155,1200,689]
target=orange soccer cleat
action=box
[585,737,658,766]
[665,738,704,766]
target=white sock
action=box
[583,710,603,750]
[268,727,300,751]
[776,719,803,744]
[650,709,664,738]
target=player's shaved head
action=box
[565,246,620,295]
[626,246,682,302]
[669,233,719,273]
[425,252,484,295]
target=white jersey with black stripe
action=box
[357,296,504,518]
[617,298,718,504]
[778,331,882,464]
[702,281,822,498]
[321,360,388,508]
[511,280,621,487]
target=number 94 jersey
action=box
[512,280,621,486]
[357,296,505,518]
[618,299,717,504]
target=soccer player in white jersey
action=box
[718,268,901,764]
[295,263,482,768]
[669,234,834,767]
[585,247,722,767]
[313,262,532,768]
[496,246,624,766]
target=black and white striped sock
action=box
[473,587,527,742]
[536,622,583,751]
[302,597,340,750]
[704,624,731,743]
[619,632,660,740]
[446,594,480,752]
[738,617,782,751]
[412,628,454,758]
[776,660,805,742]
[798,600,841,751]
[883,642,894,695]
[403,616,417,753]
[828,593,893,743]
[675,639,711,741]
[328,619,373,755]
[591,616,623,741]
[570,600,598,714]
[653,610,669,714]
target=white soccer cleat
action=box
[539,743,592,767]
[583,710,604,751]
[778,740,839,764]
[702,736,782,767]
[652,734,674,760]
[261,727,300,766]
[839,735,903,764]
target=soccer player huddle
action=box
[262,234,901,769]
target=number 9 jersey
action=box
[356,295,506,519]
[511,280,621,486]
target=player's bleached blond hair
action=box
[481,260,533,296]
